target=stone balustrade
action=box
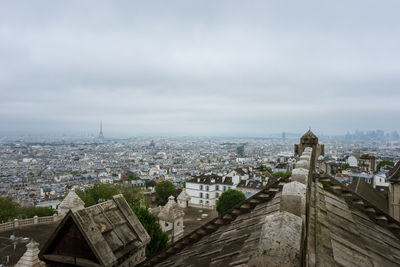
[0,213,63,232]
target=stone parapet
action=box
[252,148,312,266]
[250,211,302,267]
[292,168,309,184]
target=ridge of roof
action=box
[319,175,400,239]
[301,130,318,140]
[140,176,290,266]
[387,160,400,182]
[347,178,388,213]
[39,194,150,266]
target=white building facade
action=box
[186,175,237,209]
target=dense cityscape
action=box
[1,127,399,208]
[2,1,400,266]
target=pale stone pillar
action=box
[15,240,46,267]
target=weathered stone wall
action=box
[250,147,312,266]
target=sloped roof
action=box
[237,179,263,189]
[140,177,288,266]
[300,129,318,144]
[142,160,400,266]
[387,160,400,183]
[187,174,233,185]
[316,176,400,266]
[348,178,388,213]
[40,194,150,266]
[58,190,85,209]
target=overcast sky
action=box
[1,1,399,137]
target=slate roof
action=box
[316,176,400,266]
[348,178,388,213]
[187,174,234,185]
[39,194,150,267]
[237,179,263,190]
[388,160,400,183]
[300,129,318,144]
[140,177,288,266]
[143,157,400,267]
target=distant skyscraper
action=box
[282,132,286,142]
[98,120,104,139]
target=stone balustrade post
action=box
[14,218,18,228]
[34,216,38,224]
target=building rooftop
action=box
[39,194,150,266]
[141,135,400,267]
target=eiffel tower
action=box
[98,120,104,139]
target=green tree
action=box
[360,154,375,160]
[341,163,350,170]
[377,160,395,171]
[271,171,291,179]
[18,206,56,219]
[76,183,120,207]
[131,205,168,257]
[0,197,20,223]
[145,180,156,188]
[259,165,272,173]
[119,185,151,207]
[127,172,140,181]
[216,189,246,215]
[155,181,176,205]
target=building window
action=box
[200,185,203,190]
[206,201,209,205]
[206,186,209,191]
[206,193,209,199]
[165,222,169,227]
[200,192,203,198]
[200,200,203,204]
[216,185,219,190]
[223,186,226,191]
[216,193,219,198]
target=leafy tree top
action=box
[216,189,246,215]
[0,197,55,223]
[155,181,176,206]
[377,160,395,171]
[271,171,291,179]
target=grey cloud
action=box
[1,0,400,136]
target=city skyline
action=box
[1,1,400,136]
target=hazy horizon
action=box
[1,1,400,136]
